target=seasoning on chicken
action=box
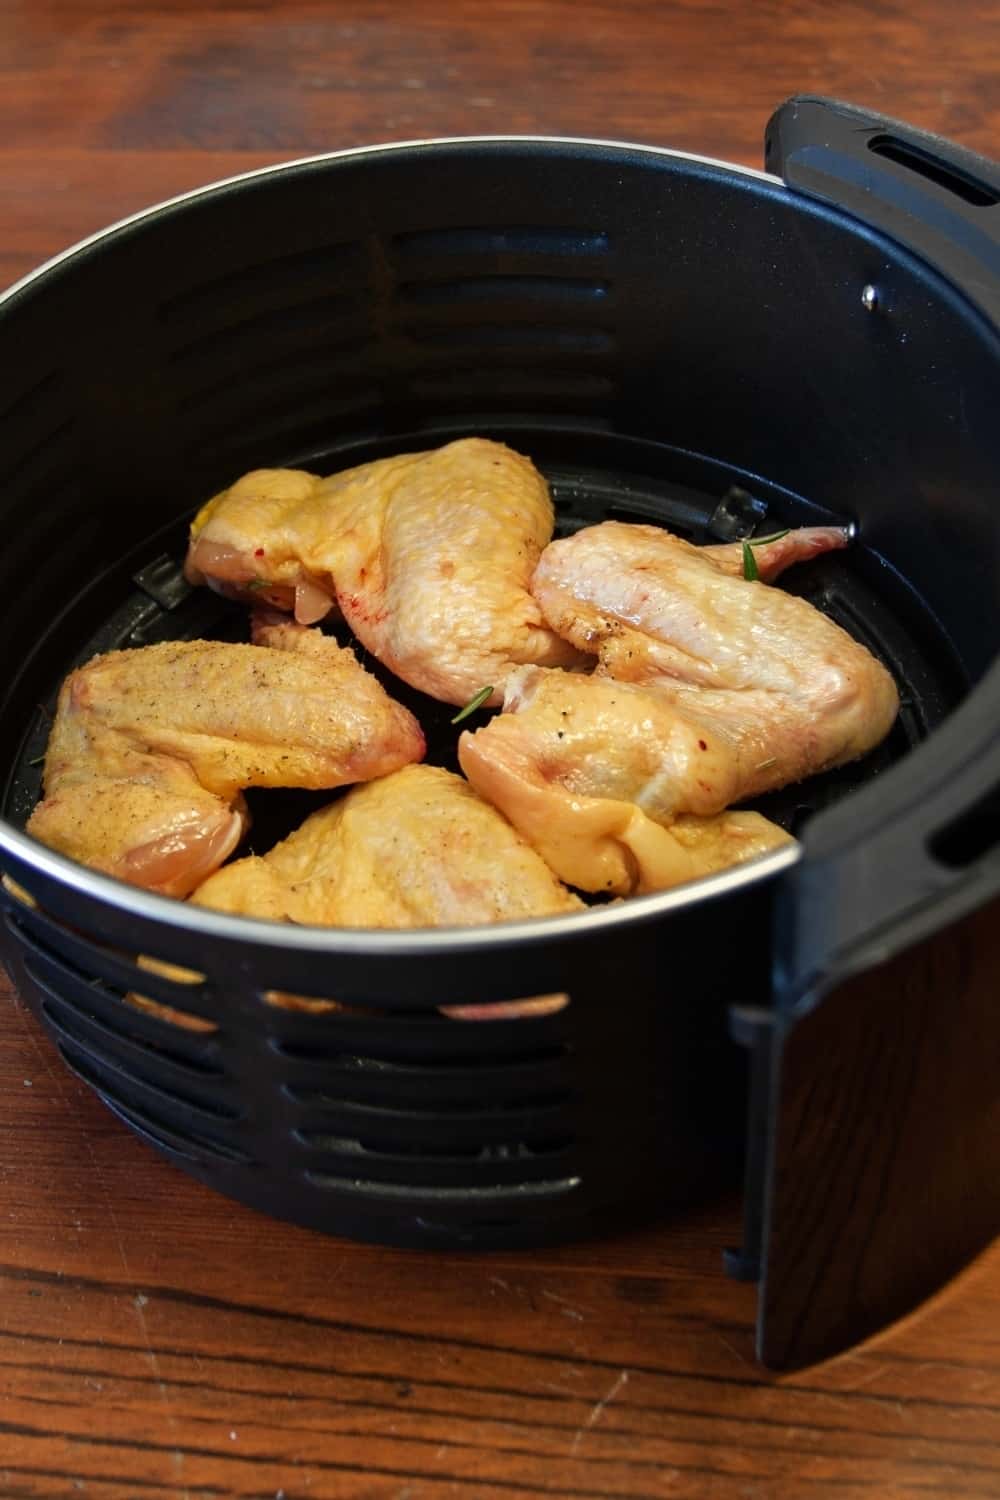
[28,617,425,897]
[459,667,794,895]
[459,521,896,895]
[531,521,897,772]
[189,764,581,1018]
[185,437,583,706]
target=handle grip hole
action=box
[929,783,1000,869]
[868,134,998,208]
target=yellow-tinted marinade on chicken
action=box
[28,615,424,897]
[189,764,581,1019]
[185,437,583,706]
[459,520,896,894]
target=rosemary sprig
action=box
[451,685,493,724]
[742,528,790,579]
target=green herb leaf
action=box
[246,578,270,593]
[451,685,493,724]
[751,528,790,546]
[741,541,759,582]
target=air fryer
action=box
[0,96,998,1369]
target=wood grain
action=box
[2,1,1000,1495]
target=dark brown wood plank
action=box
[2,2,1000,1495]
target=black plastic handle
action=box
[731,96,1000,1369]
[766,95,1000,332]
[778,662,1000,1013]
[763,96,1000,1002]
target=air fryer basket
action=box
[2,97,999,1367]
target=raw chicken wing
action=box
[185,438,583,705]
[28,618,424,897]
[532,521,897,780]
[460,520,896,895]
[460,667,794,895]
[193,763,582,926]
[191,764,582,1019]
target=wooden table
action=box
[2,3,999,1495]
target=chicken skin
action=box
[459,521,896,895]
[192,763,582,926]
[532,521,898,778]
[185,438,583,706]
[190,764,582,1019]
[459,667,794,895]
[28,617,424,897]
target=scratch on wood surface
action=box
[129,1286,190,1497]
[714,1329,754,1369]
[541,1288,585,1321]
[848,1363,890,1391]
[833,1359,891,1392]
[570,1369,629,1453]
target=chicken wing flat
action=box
[532,522,897,774]
[28,620,424,897]
[459,521,896,895]
[185,437,583,705]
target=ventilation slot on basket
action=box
[300,1130,573,1162]
[304,1173,581,1202]
[190,384,383,467]
[159,240,368,336]
[25,946,224,1077]
[287,1080,571,1114]
[168,295,371,374]
[407,323,614,355]
[58,1042,251,1166]
[393,226,610,261]
[398,275,610,309]
[177,346,377,430]
[272,1038,570,1067]
[391,227,615,410]
[3,903,222,1039]
[40,994,239,1122]
[0,372,68,467]
[38,991,226,1104]
[3,420,75,490]
[397,276,613,356]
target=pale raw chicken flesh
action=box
[532,521,898,777]
[460,521,897,895]
[28,616,424,898]
[190,764,582,1019]
[185,437,582,706]
[460,667,795,895]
